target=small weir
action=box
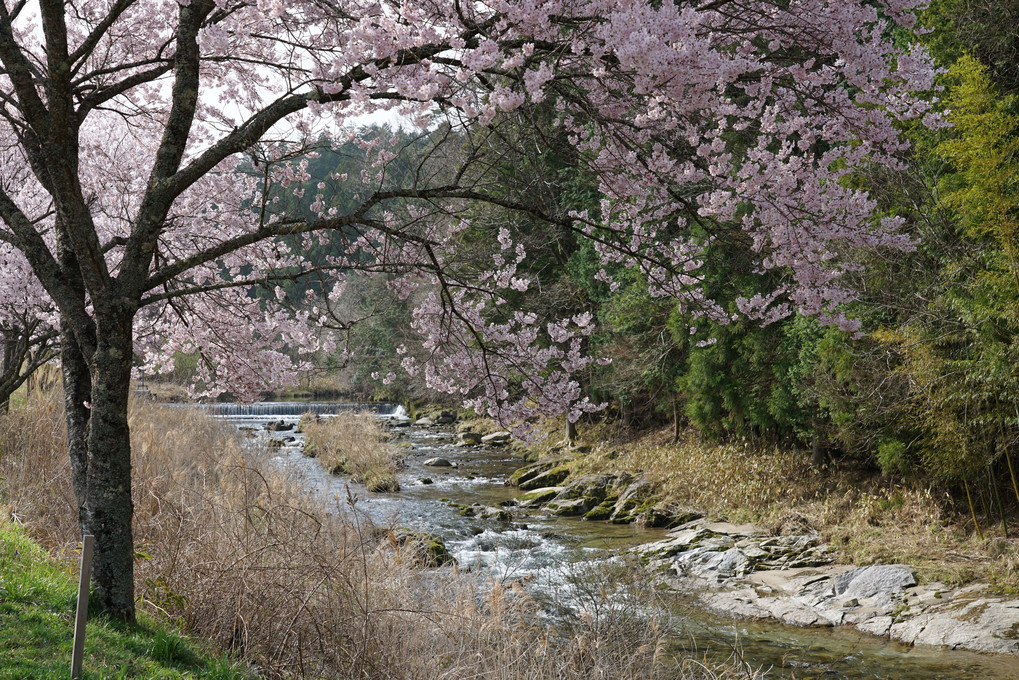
[192,401,400,417]
[201,402,1019,680]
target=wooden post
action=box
[71,535,94,679]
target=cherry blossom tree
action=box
[0,0,937,620]
[0,243,57,411]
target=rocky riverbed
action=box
[225,404,1019,674]
[506,454,1019,658]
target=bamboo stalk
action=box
[991,465,1008,538]
[965,479,984,540]
[1006,449,1019,508]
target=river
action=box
[209,402,1019,680]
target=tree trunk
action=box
[811,418,825,469]
[565,418,577,446]
[672,393,681,443]
[83,319,136,622]
[62,321,92,528]
[0,336,14,414]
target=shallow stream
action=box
[211,403,1019,680]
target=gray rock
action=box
[414,417,435,427]
[481,431,512,445]
[637,515,1019,657]
[834,564,917,600]
[423,457,454,467]
[471,504,512,521]
[768,599,826,627]
[894,597,1019,654]
[856,615,893,636]
[545,497,590,517]
[674,546,750,582]
[435,410,458,424]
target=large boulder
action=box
[608,476,656,523]
[508,458,564,487]
[551,474,617,503]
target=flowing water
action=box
[211,403,1019,680]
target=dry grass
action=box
[567,421,1019,593]
[577,431,812,521]
[0,394,764,680]
[0,392,78,551]
[301,411,402,491]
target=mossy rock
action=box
[474,505,513,521]
[516,487,562,507]
[639,506,676,528]
[643,508,701,529]
[393,529,456,567]
[554,475,618,503]
[508,466,533,487]
[302,442,318,458]
[584,500,616,521]
[490,508,512,522]
[518,465,571,491]
[508,457,570,488]
[608,497,640,523]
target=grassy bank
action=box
[0,520,249,680]
[535,420,1019,593]
[0,394,762,679]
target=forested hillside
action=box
[258,1,1019,529]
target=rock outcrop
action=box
[636,518,1019,656]
[508,461,699,528]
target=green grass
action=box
[0,521,251,680]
